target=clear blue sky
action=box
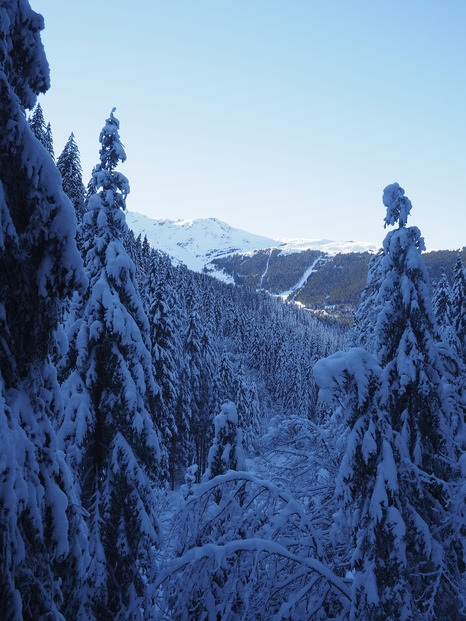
[32,0,466,249]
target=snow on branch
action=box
[153,539,350,619]
[152,471,350,618]
[383,182,412,228]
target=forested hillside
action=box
[213,247,466,317]
[0,2,465,619]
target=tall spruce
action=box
[57,132,86,223]
[0,1,89,618]
[28,101,46,141]
[59,109,164,619]
[315,183,465,619]
[452,255,466,362]
[28,101,54,158]
[146,262,179,487]
[45,121,54,159]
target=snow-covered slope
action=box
[126,211,380,274]
[277,238,380,255]
[126,211,280,273]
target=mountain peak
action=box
[126,211,379,275]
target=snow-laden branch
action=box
[155,538,351,599]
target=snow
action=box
[313,348,381,409]
[126,212,279,273]
[126,211,380,275]
[219,400,238,425]
[383,182,412,228]
[277,238,380,255]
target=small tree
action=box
[205,401,245,480]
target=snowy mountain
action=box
[126,210,380,274]
[126,211,462,317]
[125,211,281,274]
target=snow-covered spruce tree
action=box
[452,255,466,362]
[316,183,465,619]
[0,2,90,618]
[28,101,54,158]
[210,348,234,421]
[45,121,54,159]
[198,323,219,472]
[57,132,86,224]
[183,302,216,480]
[352,248,384,353]
[28,101,46,140]
[204,401,246,481]
[234,357,261,449]
[145,262,179,488]
[433,272,453,331]
[59,109,164,619]
[432,272,464,382]
[314,348,412,618]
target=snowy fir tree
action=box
[433,271,453,331]
[145,261,179,488]
[432,272,465,383]
[182,302,216,480]
[315,183,465,619]
[205,401,246,480]
[352,248,384,353]
[59,109,165,619]
[452,255,466,363]
[57,132,86,223]
[44,121,54,159]
[0,2,90,617]
[28,101,54,158]
[28,101,46,141]
[234,356,261,449]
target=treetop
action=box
[383,182,412,229]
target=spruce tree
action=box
[205,401,246,480]
[235,357,261,449]
[452,255,466,362]
[28,101,46,142]
[315,183,465,619]
[59,109,164,619]
[45,121,54,159]
[146,262,179,487]
[57,132,86,223]
[433,272,453,330]
[28,102,54,158]
[0,2,89,617]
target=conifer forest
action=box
[0,2,465,619]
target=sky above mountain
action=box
[33,0,466,250]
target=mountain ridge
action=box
[126,211,466,318]
[126,211,380,271]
